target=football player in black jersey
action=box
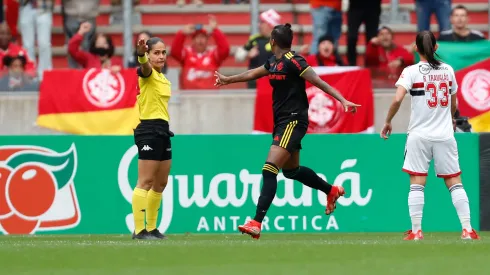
[214,23,360,239]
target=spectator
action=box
[0,55,39,91]
[177,0,202,7]
[347,0,381,66]
[439,5,485,42]
[171,15,230,90]
[110,0,141,25]
[235,9,280,88]
[302,35,344,66]
[62,0,100,68]
[415,0,451,32]
[0,23,36,75]
[68,22,122,72]
[19,0,53,80]
[128,30,167,74]
[365,26,413,79]
[309,0,342,55]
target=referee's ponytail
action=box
[416,31,441,69]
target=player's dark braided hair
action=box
[416,31,441,69]
[146,37,164,52]
[271,23,293,49]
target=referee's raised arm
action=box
[136,39,152,77]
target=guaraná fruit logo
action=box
[0,144,80,235]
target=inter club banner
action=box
[455,59,490,132]
[253,67,374,133]
[37,69,140,135]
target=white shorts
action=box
[402,134,461,178]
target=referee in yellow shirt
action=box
[131,37,173,240]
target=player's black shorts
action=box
[272,120,308,153]
[133,119,174,161]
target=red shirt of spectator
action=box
[365,26,414,76]
[306,54,338,67]
[309,0,342,10]
[0,23,36,75]
[302,35,343,67]
[68,22,122,70]
[171,18,230,90]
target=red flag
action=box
[456,59,490,132]
[254,67,374,133]
[37,69,140,135]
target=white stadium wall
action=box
[0,90,411,135]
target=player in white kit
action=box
[380,31,479,240]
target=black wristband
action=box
[137,53,146,57]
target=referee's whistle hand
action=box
[136,39,148,56]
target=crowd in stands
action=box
[236,1,486,88]
[0,0,486,91]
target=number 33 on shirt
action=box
[395,62,458,140]
[397,63,457,109]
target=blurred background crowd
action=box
[0,0,486,92]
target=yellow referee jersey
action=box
[137,67,171,121]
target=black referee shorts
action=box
[272,120,308,153]
[133,119,174,161]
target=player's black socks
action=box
[283,166,332,195]
[254,162,279,223]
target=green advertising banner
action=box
[0,134,479,235]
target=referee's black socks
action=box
[283,166,332,195]
[254,162,279,223]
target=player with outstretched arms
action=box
[215,23,360,239]
[381,31,479,240]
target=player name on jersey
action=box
[424,74,450,82]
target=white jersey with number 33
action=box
[395,61,458,141]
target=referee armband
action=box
[137,67,152,78]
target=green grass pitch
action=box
[1,233,490,275]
